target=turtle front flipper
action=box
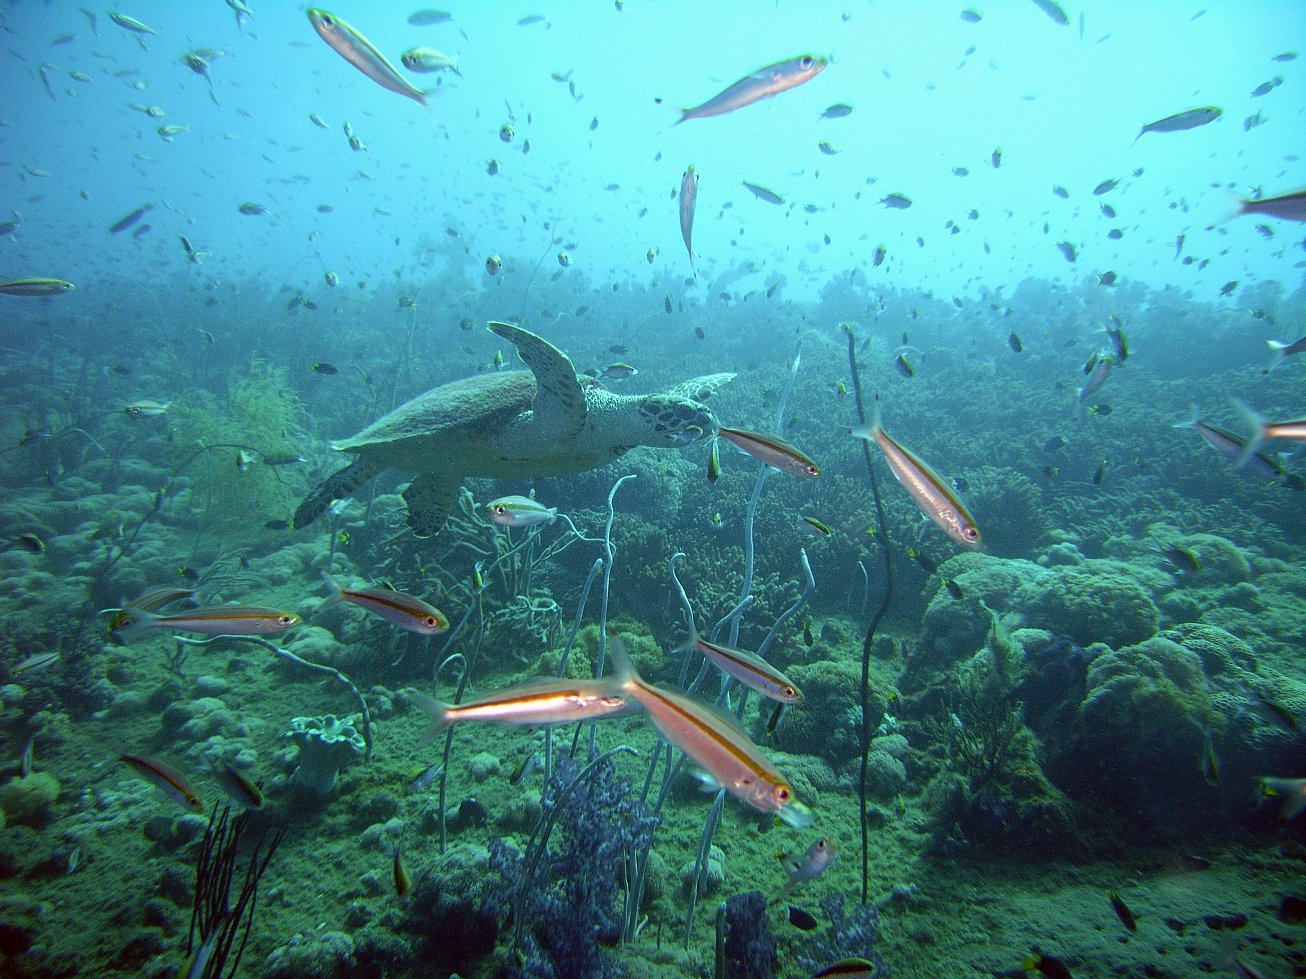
[403,471,461,538]
[487,321,587,441]
[293,457,384,530]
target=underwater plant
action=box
[186,804,284,979]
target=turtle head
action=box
[636,395,716,447]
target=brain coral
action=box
[1016,560,1159,649]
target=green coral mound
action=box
[0,771,60,825]
[1017,559,1159,649]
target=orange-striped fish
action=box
[407,678,635,736]
[108,584,197,631]
[609,632,812,827]
[850,405,981,549]
[113,604,299,639]
[717,425,821,478]
[680,631,802,704]
[321,575,448,635]
[120,753,203,812]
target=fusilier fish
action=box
[1133,106,1221,143]
[849,406,982,548]
[680,165,699,272]
[109,12,157,36]
[321,575,449,635]
[120,753,202,812]
[307,9,430,106]
[680,632,803,704]
[674,54,827,125]
[401,47,461,76]
[407,677,634,734]
[609,632,812,826]
[113,604,300,639]
[716,425,820,478]
[0,278,74,297]
[1234,187,1306,223]
[1231,399,1306,467]
[485,495,557,527]
[742,181,784,205]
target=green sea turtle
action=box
[293,321,733,537]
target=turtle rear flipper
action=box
[403,471,461,538]
[293,458,384,529]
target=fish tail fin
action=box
[406,688,454,739]
[1220,190,1249,224]
[1172,404,1201,430]
[112,604,157,641]
[606,627,643,690]
[849,402,882,441]
[1266,339,1289,372]
[1130,129,1144,147]
[318,571,344,611]
[1230,398,1266,468]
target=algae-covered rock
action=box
[772,657,873,765]
[1017,559,1159,649]
[0,771,59,825]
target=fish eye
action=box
[963,526,979,542]
[278,615,295,626]
[800,56,813,69]
[424,616,438,628]
[784,686,796,698]
[776,786,790,801]
[494,505,506,514]
[805,464,819,477]
[321,14,335,27]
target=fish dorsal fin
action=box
[663,372,736,403]
[488,321,587,440]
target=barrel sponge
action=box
[1017,560,1159,649]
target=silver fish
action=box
[675,55,827,125]
[1133,106,1221,143]
[307,9,429,106]
[680,165,699,272]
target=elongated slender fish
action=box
[609,632,812,826]
[109,12,157,36]
[681,632,802,704]
[717,425,820,478]
[407,678,635,734]
[0,278,74,297]
[1231,399,1306,468]
[849,406,982,548]
[321,575,448,634]
[120,753,203,811]
[1029,0,1069,25]
[307,9,430,106]
[1234,187,1306,223]
[113,604,300,639]
[1133,106,1221,144]
[674,54,827,125]
[742,181,784,205]
[1173,407,1298,485]
[680,164,699,272]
